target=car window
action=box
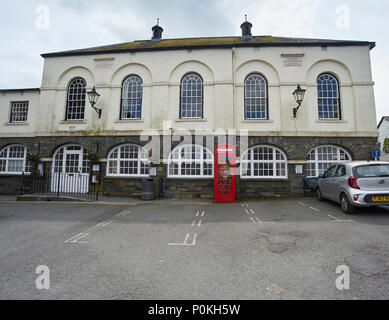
[353,164,389,178]
[335,165,346,177]
[323,166,337,178]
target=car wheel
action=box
[316,187,324,201]
[340,193,355,214]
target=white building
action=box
[378,117,389,153]
[0,21,379,199]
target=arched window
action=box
[107,144,149,177]
[0,145,31,174]
[180,73,203,119]
[53,144,90,174]
[241,145,288,179]
[245,74,268,120]
[317,73,341,120]
[121,75,143,120]
[307,145,352,177]
[168,144,213,178]
[66,78,87,120]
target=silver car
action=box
[316,161,389,214]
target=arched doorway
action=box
[51,144,90,193]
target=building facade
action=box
[378,117,389,153]
[0,22,379,199]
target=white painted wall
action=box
[378,119,389,151]
[0,44,378,137]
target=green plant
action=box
[87,152,100,163]
[384,138,389,153]
[26,153,40,163]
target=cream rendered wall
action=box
[1,43,378,138]
[0,90,40,137]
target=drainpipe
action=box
[232,47,236,131]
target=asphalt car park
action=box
[0,198,388,300]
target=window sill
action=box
[175,118,208,123]
[4,122,29,126]
[115,119,145,123]
[167,176,214,180]
[240,177,289,182]
[60,120,87,125]
[315,119,347,123]
[242,119,274,123]
[104,175,149,180]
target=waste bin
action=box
[141,178,155,201]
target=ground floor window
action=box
[168,144,213,178]
[307,145,352,177]
[107,144,150,177]
[240,145,288,179]
[0,145,31,174]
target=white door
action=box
[51,145,89,194]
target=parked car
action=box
[316,161,389,214]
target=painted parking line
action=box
[64,232,90,244]
[116,210,132,217]
[297,202,306,206]
[310,207,320,212]
[168,233,198,246]
[327,214,354,223]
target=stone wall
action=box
[0,135,378,199]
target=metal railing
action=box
[20,172,99,201]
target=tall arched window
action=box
[317,73,341,120]
[168,144,213,178]
[0,145,31,174]
[107,144,150,177]
[52,144,90,174]
[245,74,268,120]
[121,75,143,120]
[307,145,352,177]
[241,145,288,179]
[66,78,87,120]
[180,73,203,119]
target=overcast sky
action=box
[0,0,387,123]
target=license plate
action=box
[372,196,389,202]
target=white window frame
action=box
[106,144,150,178]
[307,145,352,178]
[66,78,87,121]
[180,73,203,119]
[317,73,341,120]
[244,74,268,120]
[52,144,90,174]
[10,101,29,123]
[121,75,143,120]
[0,145,31,175]
[240,145,288,179]
[168,144,214,179]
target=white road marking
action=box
[198,220,202,228]
[297,202,306,206]
[196,211,200,217]
[245,204,249,208]
[250,209,255,215]
[241,204,245,208]
[64,232,90,244]
[250,217,257,224]
[201,211,205,217]
[64,233,85,243]
[245,209,250,215]
[101,220,114,227]
[310,207,320,212]
[191,221,196,227]
[168,233,197,246]
[256,217,263,223]
[328,214,342,222]
[116,210,132,217]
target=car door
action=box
[320,165,337,197]
[329,165,346,201]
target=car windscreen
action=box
[352,164,389,178]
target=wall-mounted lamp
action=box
[292,84,306,118]
[87,87,102,119]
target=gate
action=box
[214,144,236,202]
[20,172,99,201]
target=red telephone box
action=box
[214,144,236,202]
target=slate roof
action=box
[41,35,376,58]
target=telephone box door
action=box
[214,145,236,202]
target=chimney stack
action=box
[240,15,252,39]
[152,18,163,42]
